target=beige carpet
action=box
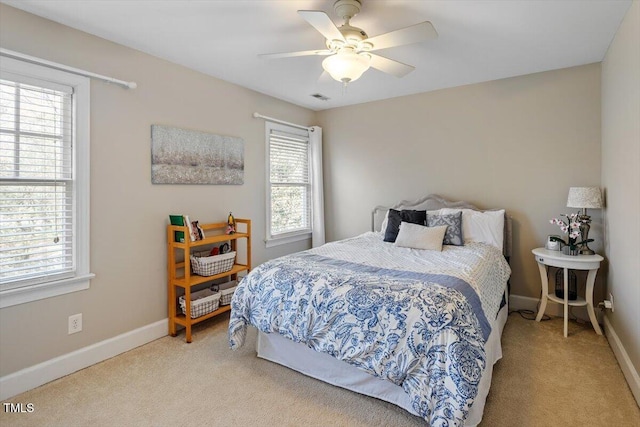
[1,312,638,427]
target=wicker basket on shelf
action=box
[190,251,236,276]
[219,281,237,305]
[179,288,221,318]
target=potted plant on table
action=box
[549,213,593,255]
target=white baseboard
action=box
[603,316,640,407]
[509,294,592,321]
[0,318,167,400]
[4,306,638,411]
[509,294,559,315]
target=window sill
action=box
[265,232,311,248]
[0,273,95,309]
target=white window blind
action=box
[0,56,91,308]
[0,76,75,289]
[267,123,312,241]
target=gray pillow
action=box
[427,212,464,246]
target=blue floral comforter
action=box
[229,232,511,426]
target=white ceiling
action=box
[2,0,631,111]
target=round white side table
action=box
[532,247,604,337]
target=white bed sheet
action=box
[307,231,508,325]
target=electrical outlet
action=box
[609,293,614,312]
[68,313,82,334]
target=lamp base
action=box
[579,248,596,255]
[578,212,595,256]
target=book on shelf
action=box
[184,215,194,242]
[169,215,185,243]
[192,220,205,241]
[184,215,204,242]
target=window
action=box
[266,122,312,247]
[0,57,92,308]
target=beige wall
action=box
[317,64,603,301]
[0,4,315,376]
[602,0,640,378]
[3,1,635,389]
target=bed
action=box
[229,194,512,426]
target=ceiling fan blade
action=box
[367,21,437,51]
[259,50,333,60]
[298,10,345,42]
[369,54,415,78]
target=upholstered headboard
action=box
[371,194,513,259]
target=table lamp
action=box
[566,187,603,255]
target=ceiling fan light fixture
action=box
[322,49,371,84]
[261,3,438,85]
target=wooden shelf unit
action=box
[167,218,251,343]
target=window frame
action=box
[265,121,313,248]
[0,57,93,308]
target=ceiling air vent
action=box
[311,93,330,101]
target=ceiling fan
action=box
[260,0,438,86]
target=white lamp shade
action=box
[567,187,603,209]
[322,50,371,83]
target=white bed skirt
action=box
[256,301,508,427]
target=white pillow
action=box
[380,210,389,232]
[394,222,447,251]
[439,208,505,251]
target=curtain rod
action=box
[0,48,137,90]
[253,112,312,131]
